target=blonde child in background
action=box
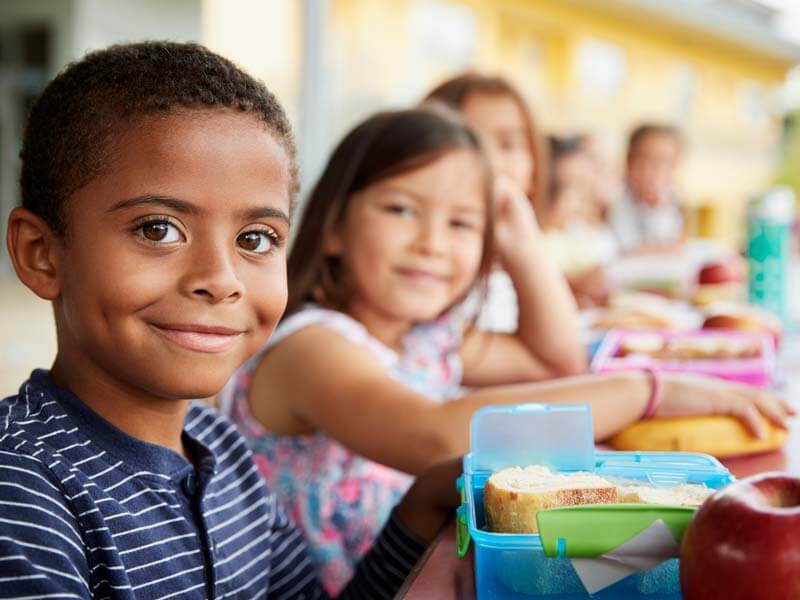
[222,106,792,594]
[424,72,577,335]
[540,136,618,308]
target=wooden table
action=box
[399,398,800,599]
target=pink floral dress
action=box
[221,305,464,594]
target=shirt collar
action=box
[29,369,213,480]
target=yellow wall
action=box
[330,0,796,242]
[202,0,302,124]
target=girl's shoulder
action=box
[272,304,363,343]
[219,304,394,418]
[270,304,397,364]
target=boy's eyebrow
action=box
[108,195,200,215]
[238,207,291,225]
[107,195,290,224]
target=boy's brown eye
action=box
[134,221,182,244]
[142,223,169,241]
[237,230,274,254]
[238,232,260,251]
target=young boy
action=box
[1,41,457,599]
[609,123,686,254]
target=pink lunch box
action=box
[590,329,776,388]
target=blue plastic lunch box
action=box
[456,404,734,599]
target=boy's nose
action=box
[180,245,245,303]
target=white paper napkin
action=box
[570,519,680,595]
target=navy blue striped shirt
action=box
[0,370,425,599]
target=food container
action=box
[589,329,775,388]
[456,404,734,599]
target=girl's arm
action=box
[460,178,585,386]
[250,326,793,475]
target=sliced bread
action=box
[483,466,619,534]
[619,483,713,506]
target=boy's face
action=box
[626,133,681,207]
[54,110,291,400]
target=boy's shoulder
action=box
[0,378,85,543]
[0,376,81,481]
[1,375,67,448]
[1,374,251,471]
[0,385,90,598]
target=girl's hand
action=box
[656,373,796,438]
[493,176,541,267]
[394,457,462,543]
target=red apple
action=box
[680,472,800,600]
[697,260,742,286]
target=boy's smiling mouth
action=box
[149,322,246,353]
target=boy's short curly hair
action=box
[20,41,297,236]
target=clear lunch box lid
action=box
[464,403,595,475]
[462,403,732,485]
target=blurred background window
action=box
[574,39,626,100]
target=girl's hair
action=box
[20,41,296,236]
[286,106,494,318]
[424,72,548,218]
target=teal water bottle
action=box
[746,186,795,322]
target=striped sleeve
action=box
[265,499,325,600]
[265,501,426,600]
[338,511,427,600]
[0,450,90,599]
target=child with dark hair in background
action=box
[0,41,461,599]
[540,136,617,308]
[609,123,686,254]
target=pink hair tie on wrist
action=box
[642,366,662,419]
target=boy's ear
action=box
[6,207,62,300]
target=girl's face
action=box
[459,92,534,194]
[328,149,487,328]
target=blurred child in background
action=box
[609,123,686,253]
[577,132,623,225]
[424,73,581,334]
[540,136,617,307]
